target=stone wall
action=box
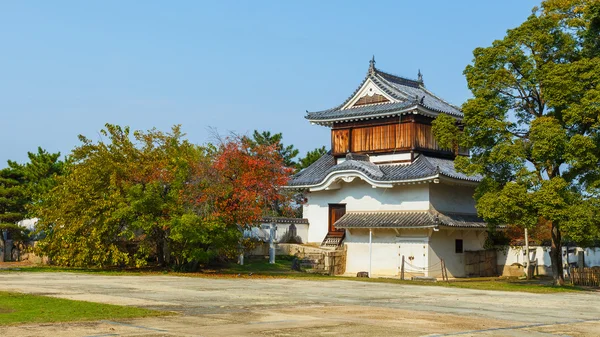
[278,244,346,276]
[464,250,498,277]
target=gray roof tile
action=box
[334,210,487,229]
[261,217,309,224]
[306,68,462,123]
[288,153,481,187]
[335,211,436,228]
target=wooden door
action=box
[398,239,428,276]
[328,204,346,235]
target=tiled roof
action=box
[335,211,436,228]
[333,210,487,229]
[288,153,481,187]
[306,101,416,122]
[261,217,309,224]
[306,67,462,123]
[436,212,487,228]
[424,156,482,182]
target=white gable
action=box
[341,79,399,110]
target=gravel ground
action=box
[1,272,599,336]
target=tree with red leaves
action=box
[199,136,292,229]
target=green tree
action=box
[0,148,63,259]
[433,0,600,285]
[33,124,204,267]
[12,147,64,201]
[247,130,299,168]
[34,124,291,269]
[0,167,28,257]
[296,146,327,171]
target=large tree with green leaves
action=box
[247,130,299,168]
[34,124,290,268]
[296,146,327,171]
[33,124,206,267]
[0,167,28,256]
[11,147,64,202]
[433,0,600,285]
[0,148,63,259]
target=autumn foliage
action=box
[199,137,292,228]
[33,124,292,268]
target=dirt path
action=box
[1,272,599,336]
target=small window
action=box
[455,239,463,254]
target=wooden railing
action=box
[570,267,600,287]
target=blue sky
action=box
[0,1,538,165]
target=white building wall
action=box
[429,184,477,214]
[497,246,600,275]
[247,223,309,244]
[344,228,399,276]
[303,180,430,243]
[585,247,600,267]
[428,229,486,278]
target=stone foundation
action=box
[278,243,347,275]
[464,250,498,277]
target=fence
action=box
[400,256,449,281]
[570,267,600,287]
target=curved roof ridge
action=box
[330,159,384,178]
[371,73,414,101]
[305,100,417,122]
[312,68,374,115]
[415,154,438,172]
[419,85,463,113]
[421,155,483,182]
[374,68,421,88]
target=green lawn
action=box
[0,291,166,326]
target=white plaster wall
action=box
[428,229,486,278]
[303,180,430,243]
[497,246,550,269]
[429,184,477,214]
[345,228,431,276]
[497,246,600,270]
[584,248,600,267]
[275,223,309,244]
[247,223,309,244]
[344,228,400,276]
[369,153,411,163]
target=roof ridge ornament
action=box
[417,69,424,85]
[369,55,376,74]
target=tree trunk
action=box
[550,221,564,286]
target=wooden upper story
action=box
[304,59,467,160]
[330,115,468,158]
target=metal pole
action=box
[525,228,530,279]
[369,229,373,277]
[269,223,276,264]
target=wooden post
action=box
[441,259,448,282]
[401,255,405,280]
[369,229,373,278]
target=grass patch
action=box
[0,291,166,326]
[210,256,296,274]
